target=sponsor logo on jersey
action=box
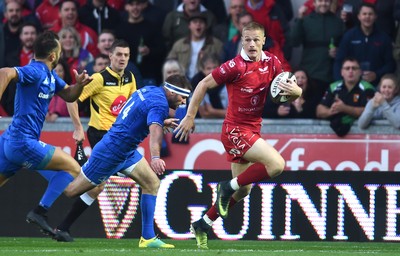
[259,66,268,73]
[38,92,50,99]
[241,87,253,93]
[106,81,117,86]
[251,95,260,106]
[110,95,128,116]
[43,77,49,85]
[219,66,226,75]
[243,70,253,76]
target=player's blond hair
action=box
[242,21,265,36]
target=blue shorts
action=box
[0,135,55,178]
[81,140,143,185]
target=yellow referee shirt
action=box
[79,67,137,130]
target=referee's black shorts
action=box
[87,126,108,148]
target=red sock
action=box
[206,197,238,221]
[236,163,270,187]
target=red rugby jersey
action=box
[212,50,284,130]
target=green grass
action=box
[0,237,399,256]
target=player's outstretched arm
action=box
[0,68,17,101]
[58,69,93,102]
[66,101,85,143]
[174,74,218,141]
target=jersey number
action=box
[121,97,135,120]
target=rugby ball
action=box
[270,71,296,103]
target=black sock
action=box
[33,205,48,215]
[57,197,90,231]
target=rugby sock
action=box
[57,193,95,231]
[206,197,238,221]
[141,194,156,239]
[38,171,74,209]
[236,163,270,187]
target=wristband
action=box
[151,156,160,160]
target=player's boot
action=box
[26,210,55,237]
[53,229,74,242]
[216,181,235,219]
[138,236,175,248]
[190,219,211,249]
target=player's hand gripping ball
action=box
[270,71,297,103]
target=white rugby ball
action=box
[270,71,296,103]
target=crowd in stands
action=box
[0,0,399,136]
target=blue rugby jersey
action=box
[4,60,66,140]
[101,86,169,157]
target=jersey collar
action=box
[240,48,268,62]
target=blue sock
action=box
[37,170,74,209]
[141,194,156,239]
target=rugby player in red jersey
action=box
[174,21,302,249]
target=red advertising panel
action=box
[41,132,400,171]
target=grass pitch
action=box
[0,237,399,256]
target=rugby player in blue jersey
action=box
[63,74,191,248]
[0,31,92,236]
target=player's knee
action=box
[88,185,104,198]
[64,186,78,198]
[64,161,81,178]
[268,156,285,178]
[141,177,160,194]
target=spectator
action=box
[86,29,144,87]
[317,57,375,136]
[276,0,293,22]
[264,69,320,119]
[85,29,115,74]
[162,58,185,82]
[46,60,73,122]
[3,0,24,67]
[244,0,290,59]
[107,0,125,11]
[58,26,94,84]
[201,0,228,24]
[192,53,227,119]
[92,53,110,73]
[35,0,61,30]
[167,12,223,80]
[222,11,291,71]
[290,0,345,100]
[302,0,396,39]
[358,73,400,129]
[141,0,167,29]
[4,0,42,28]
[78,0,121,35]
[152,0,179,14]
[162,0,217,51]
[116,0,166,84]
[19,22,37,66]
[0,21,37,116]
[213,0,244,43]
[50,0,99,57]
[333,3,395,86]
